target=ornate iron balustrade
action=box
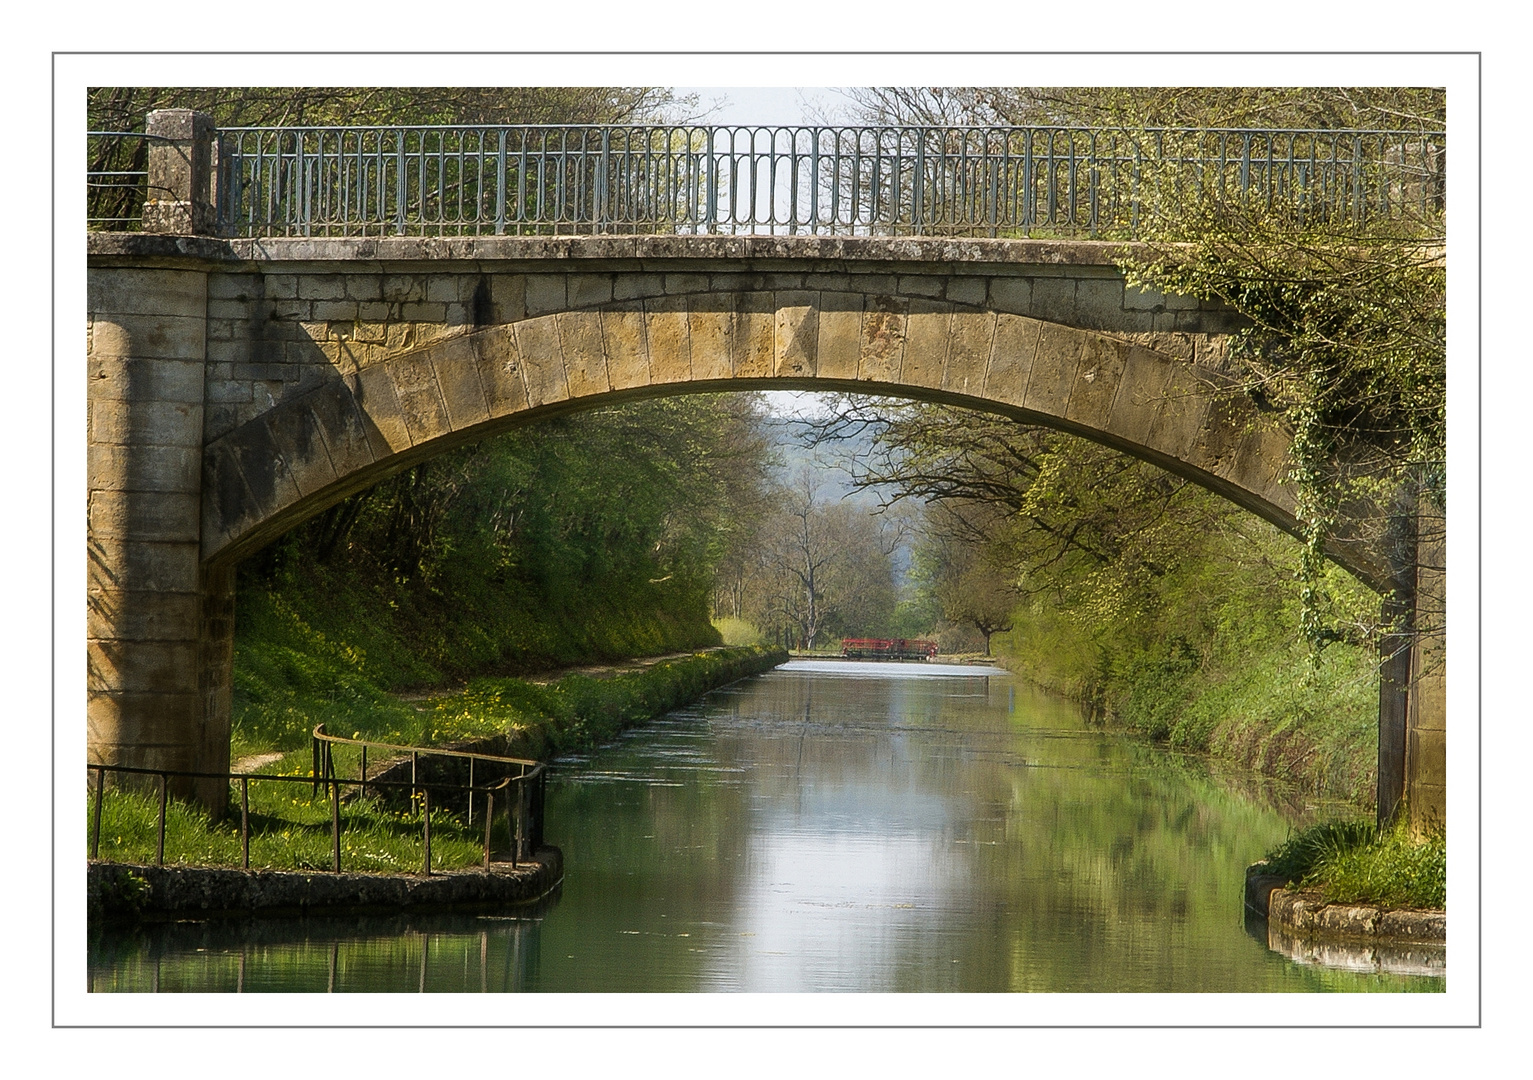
[88,123,1446,239]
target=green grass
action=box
[712,616,763,646]
[1262,818,1446,910]
[92,645,786,875]
[89,784,490,874]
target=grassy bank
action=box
[993,525,1382,809]
[231,565,723,760]
[91,645,786,874]
[1260,819,1446,910]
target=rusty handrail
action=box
[87,754,547,876]
[310,723,542,828]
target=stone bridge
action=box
[85,113,1445,829]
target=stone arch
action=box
[202,289,1380,591]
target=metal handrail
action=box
[87,747,548,877]
[97,121,1440,240]
[85,130,176,229]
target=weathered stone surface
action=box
[88,268,207,318]
[1141,363,1214,464]
[687,299,733,382]
[983,313,1041,406]
[900,301,952,390]
[1024,323,1084,417]
[88,540,201,595]
[88,490,201,543]
[88,444,201,494]
[569,273,613,309]
[944,309,996,397]
[226,411,302,522]
[525,274,566,316]
[263,404,338,499]
[87,848,563,922]
[387,351,454,444]
[87,692,204,757]
[600,305,652,390]
[644,297,693,385]
[88,588,200,642]
[89,400,202,449]
[89,356,206,404]
[555,311,611,397]
[773,292,819,378]
[89,314,206,362]
[489,274,526,323]
[1245,864,1446,955]
[512,317,570,407]
[470,327,532,417]
[429,336,493,431]
[1190,388,1253,479]
[1265,885,1446,945]
[1105,347,1174,446]
[301,381,378,480]
[1063,334,1129,431]
[814,292,864,382]
[88,639,201,693]
[944,275,986,307]
[729,293,775,379]
[858,295,907,383]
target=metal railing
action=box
[85,130,175,230]
[87,730,547,876]
[89,123,1446,240]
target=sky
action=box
[670,87,858,126]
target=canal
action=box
[87,660,1443,992]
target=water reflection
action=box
[89,661,1443,992]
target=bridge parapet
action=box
[88,114,1445,241]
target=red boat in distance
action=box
[839,638,940,661]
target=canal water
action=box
[87,660,1444,993]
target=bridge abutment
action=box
[88,264,229,810]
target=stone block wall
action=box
[198,261,1242,445]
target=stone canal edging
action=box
[1244,862,1445,945]
[88,847,562,923]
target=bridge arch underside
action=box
[203,291,1381,592]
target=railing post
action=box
[240,778,250,870]
[705,128,717,234]
[142,109,216,235]
[467,757,474,826]
[912,128,925,235]
[156,772,168,866]
[91,766,105,860]
[512,779,523,867]
[331,777,342,873]
[421,787,432,876]
[483,790,494,871]
[495,130,507,235]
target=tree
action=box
[929,533,1019,657]
[743,466,902,650]
[837,86,1447,659]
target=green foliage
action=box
[807,396,1383,803]
[427,646,785,758]
[1263,818,1446,910]
[233,397,784,750]
[91,785,491,874]
[712,616,763,646]
[101,646,784,875]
